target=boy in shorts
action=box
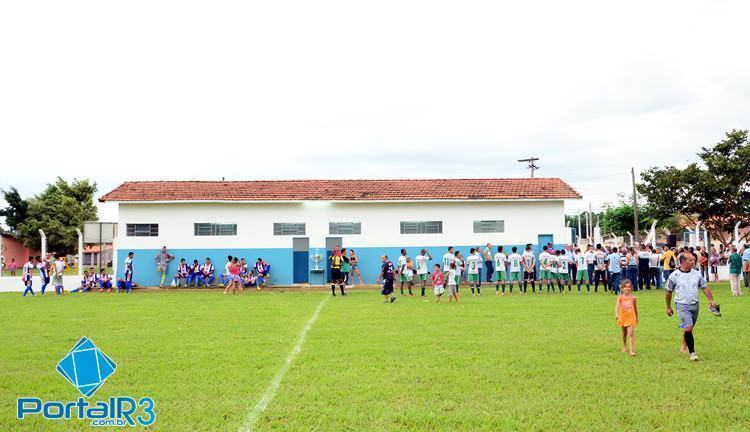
[431,264,445,302]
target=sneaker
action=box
[709,304,721,317]
[689,353,699,361]
[389,297,396,303]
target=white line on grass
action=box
[240,294,330,432]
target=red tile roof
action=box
[99,178,581,202]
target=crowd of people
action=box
[366,242,750,301]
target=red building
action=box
[1,233,41,271]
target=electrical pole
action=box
[518,157,539,178]
[631,167,640,243]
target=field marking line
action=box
[240,293,331,432]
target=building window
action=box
[194,223,237,236]
[329,222,361,235]
[473,220,505,233]
[400,221,442,234]
[273,223,306,235]
[126,224,159,237]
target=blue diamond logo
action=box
[56,337,117,398]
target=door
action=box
[538,234,554,253]
[325,237,342,282]
[293,237,310,284]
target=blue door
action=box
[293,238,309,284]
[537,234,554,252]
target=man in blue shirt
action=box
[607,247,622,294]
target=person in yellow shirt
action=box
[662,247,677,281]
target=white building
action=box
[100,178,581,286]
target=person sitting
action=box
[198,258,215,286]
[98,270,113,292]
[188,259,201,286]
[242,271,258,288]
[174,259,190,287]
[116,278,127,292]
[72,271,92,293]
[87,270,99,291]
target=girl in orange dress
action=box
[615,279,639,356]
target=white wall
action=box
[116,200,572,250]
[0,275,82,293]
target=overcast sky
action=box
[1,1,749,225]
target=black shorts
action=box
[381,279,394,295]
[524,271,535,280]
[330,268,343,282]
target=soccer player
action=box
[447,262,459,303]
[494,246,507,295]
[454,251,464,290]
[539,246,553,293]
[415,249,432,297]
[575,248,590,292]
[442,247,455,275]
[466,248,481,296]
[376,254,396,303]
[255,258,268,289]
[397,249,411,296]
[188,259,201,286]
[36,255,49,295]
[22,256,36,296]
[431,264,445,303]
[220,255,233,286]
[199,258,215,286]
[594,244,608,293]
[174,259,189,287]
[72,271,90,293]
[124,252,135,293]
[522,246,536,293]
[556,250,570,292]
[87,269,99,292]
[507,247,523,293]
[99,270,113,292]
[666,252,718,361]
[329,246,345,296]
[52,255,66,295]
[475,246,483,290]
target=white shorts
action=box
[434,285,445,296]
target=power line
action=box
[518,157,539,178]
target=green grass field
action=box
[1,283,749,431]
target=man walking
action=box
[607,247,622,294]
[666,252,718,361]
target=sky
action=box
[1,1,749,226]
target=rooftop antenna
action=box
[518,157,540,178]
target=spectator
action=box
[154,246,175,288]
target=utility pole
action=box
[588,202,593,243]
[518,157,539,178]
[631,167,639,243]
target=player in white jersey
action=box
[442,247,455,274]
[466,248,482,296]
[124,252,134,293]
[556,250,570,292]
[594,244,609,293]
[539,245,554,293]
[397,249,412,296]
[22,256,36,296]
[575,248,590,292]
[585,245,596,286]
[36,256,49,295]
[507,247,523,293]
[522,246,536,293]
[493,246,507,295]
[415,249,432,297]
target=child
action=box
[9,258,17,277]
[220,255,233,286]
[224,257,240,295]
[447,262,459,303]
[431,264,445,303]
[615,279,639,356]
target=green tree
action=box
[638,129,750,245]
[0,187,30,233]
[16,178,98,254]
[600,194,682,239]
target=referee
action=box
[665,251,717,361]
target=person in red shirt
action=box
[431,264,445,303]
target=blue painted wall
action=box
[117,243,566,286]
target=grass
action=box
[1,283,748,431]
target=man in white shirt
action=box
[508,247,523,293]
[442,247,455,274]
[522,246,537,293]
[539,246,553,293]
[585,245,596,286]
[415,249,432,297]
[397,249,411,296]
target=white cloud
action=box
[1,0,748,224]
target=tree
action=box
[16,178,98,254]
[0,187,30,233]
[599,193,682,240]
[638,129,750,245]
